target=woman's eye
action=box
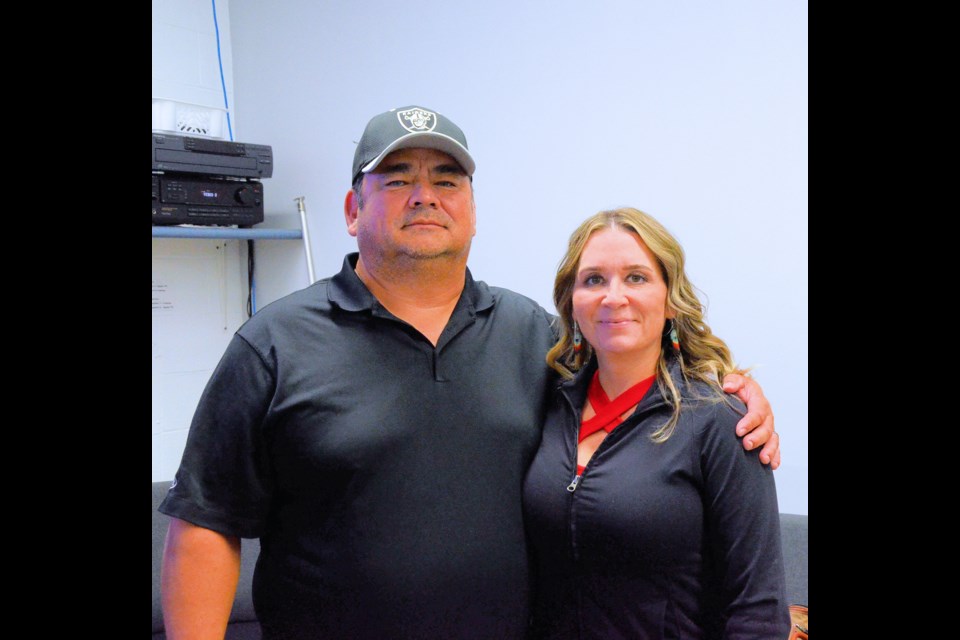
[584,274,603,286]
[627,273,648,284]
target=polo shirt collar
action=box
[328,252,495,314]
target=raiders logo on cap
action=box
[397,108,437,132]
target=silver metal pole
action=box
[294,196,316,284]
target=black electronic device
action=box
[152,172,264,227]
[152,133,273,179]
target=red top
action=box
[576,371,655,474]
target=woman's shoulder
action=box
[677,378,747,438]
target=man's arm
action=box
[161,517,241,640]
[721,373,781,469]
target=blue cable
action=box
[213,0,256,316]
[211,0,234,141]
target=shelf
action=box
[152,207,316,283]
[152,225,302,240]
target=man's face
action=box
[346,147,476,265]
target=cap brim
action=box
[360,131,475,177]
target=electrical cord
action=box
[211,0,234,141]
[247,239,256,317]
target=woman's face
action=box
[572,227,673,369]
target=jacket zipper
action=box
[560,389,583,492]
[557,371,671,638]
[564,387,664,493]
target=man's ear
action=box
[344,189,360,237]
[470,197,477,237]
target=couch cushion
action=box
[779,512,808,606]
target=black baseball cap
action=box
[352,105,475,182]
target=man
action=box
[159,105,779,639]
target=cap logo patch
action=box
[397,108,437,132]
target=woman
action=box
[522,208,789,639]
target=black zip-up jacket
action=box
[522,357,790,639]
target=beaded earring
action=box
[669,320,680,352]
[573,321,582,353]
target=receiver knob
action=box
[234,186,253,205]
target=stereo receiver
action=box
[152,173,264,227]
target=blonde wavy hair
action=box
[546,207,745,442]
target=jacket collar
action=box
[559,352,687,410]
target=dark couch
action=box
[779,512,808,606]
[152,480,807,638]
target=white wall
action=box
[152,0,243,481]
[152,0,234,131]
[152,0,311,481]
[161,0,807,514]
[152,238,247,480]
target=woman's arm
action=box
[699,402,792,639]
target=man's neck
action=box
[354,254,467,346]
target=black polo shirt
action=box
[159,253,558,639]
